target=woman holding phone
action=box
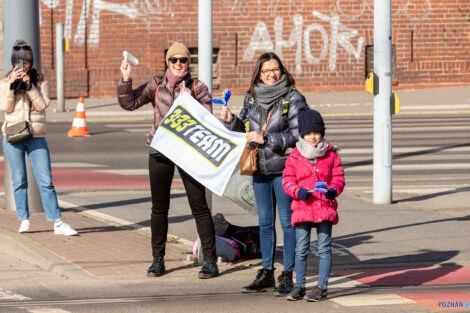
[0,39,77,236]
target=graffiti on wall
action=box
[40,0,176,47]
[244,11,364,74]
[221,0,304,18]
[39,0,432,61]
[335,0,432,21]
[244,0,432,73]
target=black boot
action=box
[198,260,219,279]
[241,268,275,293]
[147,257,165,277]
[274,270,293,296]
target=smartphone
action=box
[14,59,24,70]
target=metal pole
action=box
[197,0,213,264]
[373,0,393,204]
[198,0,213,95]
[56,23,65,112]
[3,0,43,212]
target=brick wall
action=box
[36,0,470,98]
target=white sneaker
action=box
[54,222,78,236]
[18,220,30,233]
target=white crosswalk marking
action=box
[340,146,470,154]
[346,163,470,172]
[331,293,407,306]
[327,125,470,134]
[124,128,150,133]
[27,309,71,313]
[104,123,149,133]
[51,162,105,168]
[95,169,148,175]
[98,114,470,194]
[326,114,470,192]
[0,287,30,300]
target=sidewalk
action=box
[0,206,196,279]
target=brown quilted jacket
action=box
[117,73,212,146]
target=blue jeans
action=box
[295,221,332,289]
[3,136,61,221]
[253,174,295,271]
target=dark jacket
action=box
[224,89,308,175]
[117,74,212,146]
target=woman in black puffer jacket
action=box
[221,52,308,296]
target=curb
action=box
[58,199,194,248]
[0,227,92,280]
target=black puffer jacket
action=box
[225,89,308,175]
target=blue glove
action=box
[297,188,312,201]
[324,187,337,200]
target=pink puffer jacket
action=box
[282,144,345,226]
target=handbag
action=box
[239,108,274,175]
[5,101,32,144]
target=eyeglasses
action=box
[260,67,281,76]
[169,57,189,64]
[13,45,32,51]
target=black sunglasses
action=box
[169,57,189,64]
[13,45,32,51]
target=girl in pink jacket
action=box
[282,109,345,302]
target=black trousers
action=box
[149,153,216,261]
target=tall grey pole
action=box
[3,0,43,212]
[56,23,65,112]
[198,0,213,95]
[373,0,393,204]
[3,0,42,72]
[197,0,213,264]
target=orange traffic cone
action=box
[67,97,90,137]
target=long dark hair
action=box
[6,67,44,88]
[247,52,295,95]
[29,68,44,88]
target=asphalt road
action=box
[37,112,470,189]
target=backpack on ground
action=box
[212,213,261,259]
[192,235,240,262]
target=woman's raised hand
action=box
[120,59,131,81]
[8,66,24,83]
[220,106,233,122]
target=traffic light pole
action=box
[373,0,393,204]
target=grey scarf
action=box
[253,75,291,110]
[296,137,329,160]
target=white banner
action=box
[150,92,247,196]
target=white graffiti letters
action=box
[275,14,303,75]
[243,22,274,61]
[244,11,365,73]
[304,23,328,65]
[42,0,175,47]
[312,11,364,71]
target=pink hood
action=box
[282,144,345,226]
